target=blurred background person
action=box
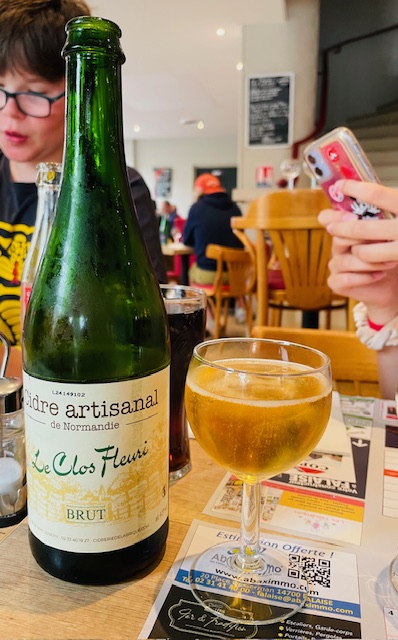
[160,200,179,229]
[160,200,185,242]
[183,173,246,326]
[183,173,243,285]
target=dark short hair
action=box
[0,0,91,81]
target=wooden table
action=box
[0,441,227,640]
[161,242,194,285]
[1,408,398,640]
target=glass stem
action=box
[238,481,262,571]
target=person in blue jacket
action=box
[183,173,243,284]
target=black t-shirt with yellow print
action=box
[0,153,35,346]
[0,151,169,348]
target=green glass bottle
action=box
[22,17,170,584]
[159,214,172,245]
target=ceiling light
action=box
[180,118,204,127]
[236,62,244,71]
[133,124,141,132]
[216,28,225,37]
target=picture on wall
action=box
[246,73,294,148]
[154,168,172,198]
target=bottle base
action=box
[0,505,27,529]
[28,519,169,584]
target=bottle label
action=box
[23,369,169,553]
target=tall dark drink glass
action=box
[161,286,206,483]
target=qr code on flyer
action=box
[288,554,331,588]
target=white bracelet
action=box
[353,301,398,350]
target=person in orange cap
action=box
[193,173,226,196]
[183,173,243,285]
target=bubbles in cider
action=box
[185,358,332,483]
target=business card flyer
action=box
[139,520,361,640]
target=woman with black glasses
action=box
[0,0,167,376]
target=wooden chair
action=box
[231,189,348,328]
[191,243,256,338]
[251,325,379,397]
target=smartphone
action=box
[304,126,393,219]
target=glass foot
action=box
[189,542,308,625]
[390,555,398,592]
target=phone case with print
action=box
[304,126,393,219]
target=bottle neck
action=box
[35,164,62,226]
[63,53,126,181]
[36,186,60,227]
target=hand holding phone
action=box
[304,126,393,219]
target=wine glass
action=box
[280,159,301,189]
[185,337,332,625]
[171,225,182,243]
[390,556,398,592]
[302,160,318,189]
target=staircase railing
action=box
[292,24,398,158]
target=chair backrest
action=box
[245,189,337,310]
[205,243,256,297]
[245,188,330,223]
[251,325,380,397]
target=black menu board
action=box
[246,73,294,147]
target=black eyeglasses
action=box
[0,88,65,118]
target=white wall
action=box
[129,0,320,202]
[132,136,238,217]
[128,0,398,204]
[238,0,320,189]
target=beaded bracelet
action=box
[353,301,398,350]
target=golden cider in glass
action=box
[185,358,332,483]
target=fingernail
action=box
[334,179,345,189]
